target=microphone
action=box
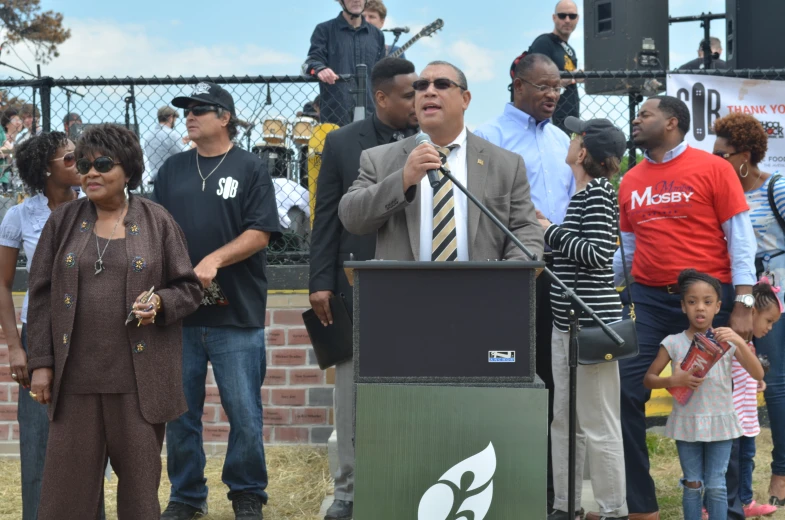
[415,132,442,188]
[383,26,410,33]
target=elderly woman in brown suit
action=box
[26,124,202,519]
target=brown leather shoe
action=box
[627,513,660,520]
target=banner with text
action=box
[667,74,785,172]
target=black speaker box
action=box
[583,0,670,95]
[726,0,785,69]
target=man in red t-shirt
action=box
[615,95,756,520]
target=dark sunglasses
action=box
[557,13,578,20]
[184,104,220,117]
[76,156,121,175]
[713,151,742,160]
[50,151,76,167]
[412,78,467,92]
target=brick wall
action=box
[0,293,334,457]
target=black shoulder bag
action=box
[572,193,639,365]
[756,174,785,277]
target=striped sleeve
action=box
[544,178,617,269]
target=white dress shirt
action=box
[418,127,469,261]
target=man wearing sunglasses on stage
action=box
[153,82,281,520]
[526,0,581,133]
[338,60,543,266]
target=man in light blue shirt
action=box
[474,53,575,225]
[474,52,575,514]
[143,106,187,188]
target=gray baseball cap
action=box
[564,116,626,162]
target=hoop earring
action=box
[740,162,749,178]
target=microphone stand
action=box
[389,29,404,53]
[242,122,255,151]
[437,165,625,519]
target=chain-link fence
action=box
[0,68,782,266]
[0,73,366,266]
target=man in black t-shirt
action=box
[528,0,580,134]
[154,82,280,520]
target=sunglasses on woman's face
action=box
[557,13,578,20]
[184,105,220,117]
[76,156,121,175]
[713,151,741,160]
[50,152,76,167]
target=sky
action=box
[2,0,727,131]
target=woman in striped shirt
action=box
[538,116,628,520]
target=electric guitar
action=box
[388,19,444,58]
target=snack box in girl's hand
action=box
[667,330,732,405]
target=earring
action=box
[45,171,51,177]
[740,162,749,178]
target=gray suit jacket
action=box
[338,131,544,261]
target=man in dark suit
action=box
[308,56,418,520]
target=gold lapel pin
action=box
[477,159,484,165]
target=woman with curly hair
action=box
[714,112,785,510]
[0,131,81,520]
[26,124,203,518]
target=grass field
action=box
[0,432,784,519]
[649,428,784,519]
[0,446,331,520]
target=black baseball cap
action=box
[564,116,626,162]
[172,82,236,116]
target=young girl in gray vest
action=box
[644,269,765,520]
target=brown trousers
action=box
[37,393,165,520]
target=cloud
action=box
[0,19,299,78]
[447,40,501,83]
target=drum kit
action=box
[253,116,321,185]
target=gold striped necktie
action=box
[432,145,458,261]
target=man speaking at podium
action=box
[338,60,543,261]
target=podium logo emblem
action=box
[488,351,515,363]
[417,442,496,520]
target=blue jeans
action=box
[18,325,48,520]
[166,326,268,509]
[739,436,756,505]
[620,283,737,514]
[677,439,734,520]
[755,316,785,475]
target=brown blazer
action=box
[337,131,544,261]
[26,195,202,424]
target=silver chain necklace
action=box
[94,204,126,275]
[197,145,232,191]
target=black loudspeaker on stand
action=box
[726,0,785,69]
[436,165,625,519]
[583,0,669,95]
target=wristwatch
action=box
[735,294,755,308]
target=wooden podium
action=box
[346,261,548,519]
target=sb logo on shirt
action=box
[217,177,239,199]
